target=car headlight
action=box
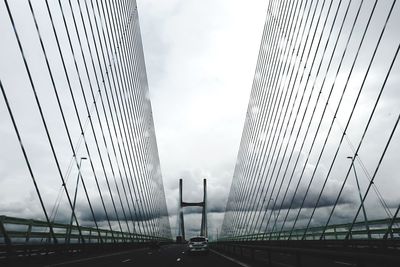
[189,244,193,248]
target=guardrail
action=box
[212,239,400,267]
[0,215,172,262]
[0,215,170,244]
[218,217,400,241]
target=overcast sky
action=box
[137,0,269,238]
[0,0,269,239]
[1,0,398,241]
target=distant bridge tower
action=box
[178,179,207,241]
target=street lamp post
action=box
[67,157,87,243]
[347,156,371,239]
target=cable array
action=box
[221,0,400,240]
[0,0,171,242]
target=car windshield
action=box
[190,237,206,242]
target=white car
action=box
[188,236,209,254]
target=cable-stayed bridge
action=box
[1,0,400,266]
[216,0,400,265]
[0,0,170,254]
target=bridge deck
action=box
[3,244,245,267]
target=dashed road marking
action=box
[210,249,252,267]
[45,248,147,266]
[334,261,354,266]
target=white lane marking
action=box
[334,261,354,266]
[45,248,147,266]
[272,261,294,267]
[122,259,131,263]
[210,249,252,267]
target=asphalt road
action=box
[43,244,244,267]
[5,243,396,267]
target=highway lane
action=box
[45,244,246,267]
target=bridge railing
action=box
[219,217,400,241]
[0,215,170,245]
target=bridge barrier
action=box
[211,239,400,267]
[219,217,400,241]
[0,215,172,261]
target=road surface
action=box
[43,244,245,267]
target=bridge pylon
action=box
[178,178,207,241]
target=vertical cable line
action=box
[91,0,146,236]
[123,0,165,237]
[85,2,140,238]
[262,0,347,239]
[27,0,94,243]
[252,0,330,239]
[227,6,279,237]
[96,0,148,236]
[132,1,166,236]
[83,0,136,236]
[222,0,273,235]
[261,0,340,239]
[107,1,154,234]
[64,0,124,238]
[236,0,312,239]
[232,1,289,226]
[222,0,280,236]
[234,2,301,237]
[120,12,157,235]
[247,0,304,237]
[321,40,399,239]
[98,0,145,235]
[249,0,317,238]
[129,0,168,237]
[247,0,322,239]
[57,0,115,239]
[302,0,396,239]
[0,79,57,243]
[78,0,137,237]
[241,0,311,238]
[228,0,289,237]
[130,0,170,238]
[92,0,141,238]
[42,0,103,241]
[119,5,159,234]
[276,0,352,238]
[134,3,169,236]
[109,0,157,235]
[4,0,101,244]
[287,0,377,238]
[230,0,289,237]
[235,0,301,236]
[100,0,152,235]
[85,0,140,236]
[68,0,128,239]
